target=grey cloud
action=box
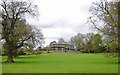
[41,20,73,28]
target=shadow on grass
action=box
[2,61,118,64]
[15,56,35,59]
[2,61,27,63]
[2,61,43,64]
[103,61,118,64]
[2,60,44,64]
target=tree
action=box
[4,20,33,57]
[91,33,103,53]
[88,0,118,56]
[24,26,44,54]
[88,0,118,35]
[1,0,39,63]
[70,33,84,51]
[58,38,66,44]
[118,1,120,63]
[83,33,94,53]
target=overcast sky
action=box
[27,0,98,46]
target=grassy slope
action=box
[2,53,118,73]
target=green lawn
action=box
[2,53,118,73]
[0,56,2,74]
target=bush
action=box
[19,52,26,55]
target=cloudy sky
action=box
[27,0,98,46]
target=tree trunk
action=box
[6,50,15,63]
[6,54,14,63]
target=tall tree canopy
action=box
[1,0,41,63]
[88,0,119,62]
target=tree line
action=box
[69,33,106,53]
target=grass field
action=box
[0,56,2,74]
[2,53,118,73]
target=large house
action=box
[49,41,74,51]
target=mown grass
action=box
[0,56,2,74]
[2,53,118,73]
